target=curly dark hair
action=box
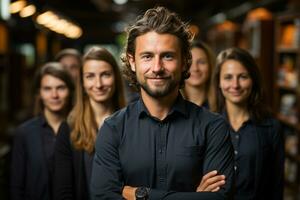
[121,6,193,91]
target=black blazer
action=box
[253,118,284,200]
[53,123,89,200]
[10,116,53,200]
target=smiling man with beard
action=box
[90,6,234,200]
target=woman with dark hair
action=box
[181,40,215,109]
[211,47,284,200]
[53,46,126,200]
[10,62,74,200]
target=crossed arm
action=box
[90,119,234,200]
[122,170,226,199]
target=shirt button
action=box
[159,149,163,154]
[234,150,238,155]
[234,166,237,171]
[235,135,239,139]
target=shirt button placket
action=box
[158,122,167,188]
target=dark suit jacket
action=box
[53,123,89,200]
[10,116,54,200]
[253,118,284,200]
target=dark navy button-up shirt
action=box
[229,120,257,200]
[91,95,234,200]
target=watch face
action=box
[135,187,149,199]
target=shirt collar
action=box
[221,110,254,125]
[38,114,49,127]
[137,94,189,120]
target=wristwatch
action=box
[135,187,150,200]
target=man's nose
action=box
[152,57,164,74]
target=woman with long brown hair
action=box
[53,47,126,200]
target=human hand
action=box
[196,170,226,192]
[122,185,137,200]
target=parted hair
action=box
[212,47,270,122]
[69,47,126,153]
[33,62,75,116]
[54,48,82,65]
[121,6,193,91]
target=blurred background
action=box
[0,0,300,199]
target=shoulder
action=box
[104,101,139,129]
[256,117,283,142]
[14,116,42,137]
[257,117,281,131]
[184,101,229,136]
[188,101,227,126]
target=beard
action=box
[139,77,179,98]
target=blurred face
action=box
[129,31,183,98]
[60,55,81,81]
[185,47,209,87]
[219,59,253,106]
[83,60,115,105]
[40,75,70,113]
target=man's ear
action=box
[128,54,136,72]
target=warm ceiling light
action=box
[36,10,83,39]
[113,0,127,5]
[217,20,238,32]
[10,0,26,14]
[20,4,36,17]
[246,7,272,22]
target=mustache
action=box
[145,71,170,79]
[145,74,170,79]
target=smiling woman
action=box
[211,47,284,200]
[53,46,126,200]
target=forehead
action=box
[83,60,113,72]
[41,74,66,87]
[135,31,181,54]
[221,59,248,73]
[191,47,207,58]
[60,55,80,65]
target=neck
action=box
[89,100,114,127]
[44,109,65,135]
[183,84,207,106]
[141,88,178,120]
[226,102,249,131]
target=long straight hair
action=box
[69,47,126,153]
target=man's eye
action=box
[164,54,173,60]
[141,55,152,60]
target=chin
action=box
[49,108,65,113]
